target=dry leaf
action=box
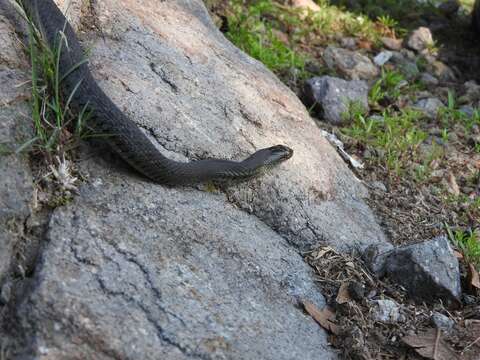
[336,282,351,304]
[302,300,340,335]
[453,251,463,259]
[447,172,460,196]
[468,263,480,290]
[402,328,460,360]
[357,40,373,50]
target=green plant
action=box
[447,225,480,268]
[18,3,92,160]
[369,69,405,104]
[342,109,428,175]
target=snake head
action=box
[263,145,294,165]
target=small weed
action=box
[18,2,92,161]
[447,226,480,268]
[369,69,405,105]
[342,109,428,175]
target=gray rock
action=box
[0,69,33,284]
[1,0,391,358]
[373,51,393,66]
[340,37,357,50]
[304,76,369,124]
[458,105,475,117]
[323,46,379,80]
[420,72,439,86]
[413,98,444,119]
[384,236,461,306]
[390,52,420,80]
[432,312,455,332]
[428,61,456,82]
[16,171,336,359]
[370,299,403,324]
[407,27,434,52]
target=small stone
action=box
[413,98,444,119]
[420,73,439,86]
[429,61,456,82]
[390,52,420,80]
[381,37,403,51]
[348,281,366,302]
[303,76,369,124]
[407,27,434,52]
[373,51,393,66]
[370,181,387,192]
[323,46,379,80]
[432,312,455,332]
[371,299,403,324]
[384,236,461,307]
[340,37,357,50]
[0,281,12,306]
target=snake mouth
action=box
[267,145,294,163]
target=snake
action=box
[20,0,293,185]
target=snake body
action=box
[21,0,293,185]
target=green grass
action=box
[342,108,429,175]
[447,226,480,268]
[15,2,91,161]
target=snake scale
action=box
[20,0,293,185]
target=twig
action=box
[433,328,441,360]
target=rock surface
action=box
[303,76,369,124]
[413,98,444,119]
[370,299,403,324]
[0,10,33,285]
[0,0,391,358]
[407,27,434,52]
[384,236,461,307]
[323,46,379,80]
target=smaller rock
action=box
[362,244,393,277]
[384,236,461,307]
[373,51,393,66]
[371,299,403,324]
[370,181,387,192]
[323,46,379,80]
[413,98,444,119]
[381,37,403,51]
[432,312,455,332]
[428,61,456,82]
[0,280,12,306]
[348,281,366,302]
[340,37,357,50]
[303,76,369,124]
[420,73,439,86]
[390,52,420,80]
[407,27,434,52]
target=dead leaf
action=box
[289,0,320,12]
[453,250,463,259]
[402,328,460,360]
[468,263,480,290]
[447,172,460,196]
[302,300,340,335]
[336,282,351,304]
[357,40,373,50]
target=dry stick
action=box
[433,328,441,360]
[463,335,480,354]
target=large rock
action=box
[303,76,369,124]
[407,27,434,53]
[0,11,33,288]
[384,236,461,307]
[322,46,379,80]
[1,0,390,357]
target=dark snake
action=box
[20,0,293,185]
